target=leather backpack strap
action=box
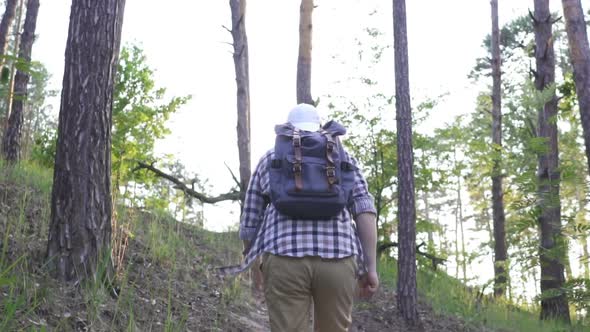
[321,130,338,187]
[292,128,303,191]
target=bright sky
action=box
[30,0,573,293]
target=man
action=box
[222,103,378,332]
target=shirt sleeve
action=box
[239,152,271,241]
[347,154,377,218]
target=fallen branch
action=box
[134,161,240,204]
[378,241,447,270]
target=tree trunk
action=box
[423,191,434,253]
[561,0,590,177]
[2,0,23,133]
[393,0,418,323]
[0,0,18,66]
[575,186,590,280]
[532,0,571,323]
[2,0,40,162]
[46,0,126,283]
[453,160,467,282]
[490,0,508,298]
[458,180,466,283]
[583,236,590,280]
[229,0,251,204]
[296,0,313,105]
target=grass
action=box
[0,159,53,195]
[378,258,588,332]
[0,161,52,331]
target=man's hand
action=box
[250,259,264,295]
[242,240,264,296]
[358,271,379,299]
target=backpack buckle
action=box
[326,166,336,178]
[327,141,335,152]
[293,163,302,173]
[293,133,301,148]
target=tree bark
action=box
[393,0,418,324]
[0,0,18,66]
[229,0,251,205]
[296,0,313,105]
[2,0,23,133]
[532,0,571,323]
[561,0,590,177]
[46,0,126,283]
[2,0,40,162]
[490,0,508,298]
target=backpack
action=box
[269,120,356,219]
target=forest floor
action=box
[0,175,501,332]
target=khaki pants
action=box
[261,254,357,332]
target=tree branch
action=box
[134,161,240,204]
[378,241,447,270]
[224,162,242,189]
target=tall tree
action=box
[229,0,251,203]
[2,0,40,162]
[1,0,23,131]
[296,0,313,105]
[561,0,590,177]
[46,0,126,283]
[393,0,418,323]
[0,0,17,67]
[531,0,570,323]
[490,0,508,298]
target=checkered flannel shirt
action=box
[218,149,376,276]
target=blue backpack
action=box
[269,120,356,219]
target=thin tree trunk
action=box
[0,0,18,68]
[2,0,39,162]
[393,0,418,323]
[458,181,467,283]
[46,0,126,283]
[574,186,590,280]
[561,0,590,177]
[484,209,494,252]
[453,149,461,279]
[563,246,573,280]
[454,161,467,282]
[424,191,434,253]
[229,0,251,205]
[491,0,508,298]
[296,0,313,105]
[583,236,590,280]
[532,0,571,323]
[2,0,23,133]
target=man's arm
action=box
[239,152,271,253]
[356,212,377,273]
[346,153,379,297]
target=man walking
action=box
[222,103,378,331]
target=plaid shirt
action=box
[218,149,376,275]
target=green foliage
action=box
[379,259,588,331]
[112,44,191,197]
[31,128,57,168]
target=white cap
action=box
[287,103,320,131]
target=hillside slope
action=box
[0,164,584,331]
